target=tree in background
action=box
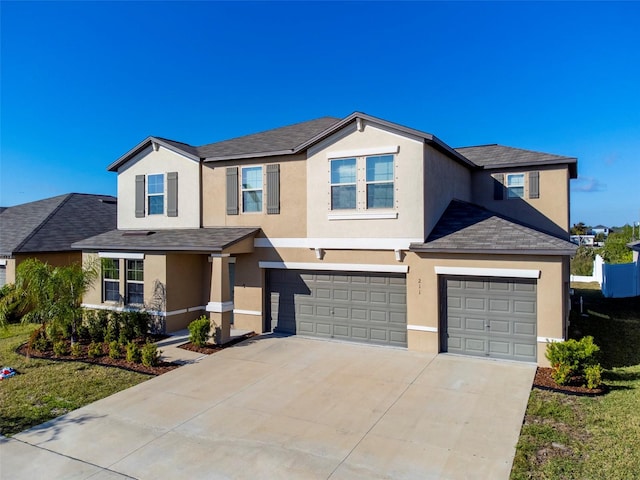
[0,259,97,342]
[570,246,596,276]
[570,222,589,235]
[598,225,634,264]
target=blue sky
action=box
[2,1,639,227]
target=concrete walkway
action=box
[1,336,535,479]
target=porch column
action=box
[206,254,233,344]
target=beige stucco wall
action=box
[117,145,201,230]
[472,165,570,237]
[306,121,425,239]
[423,145,472,238]
[202,154,307,238]
[4,252,83,285]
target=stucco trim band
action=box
[207,301,234,313]
[434,266,541,279]
[407,325,438,332]
[82,303,206,317]
[327,212,398,221]
[234,309,262,316]
[254,238,422,250]
[259,261,409,274]
[537,337,565,343]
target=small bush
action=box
[105,313,120,343]
[70,342,82,357]
[87,341,102,358]
[85,309,107,342]
[546,336,601,386]
[108,341,122,359]
[119,311,136,343]
[141,342,161,367]
[126,342,142,363]
[133,311,150,338]
[53,340,69,357]
[188,316,211,347]
[584,364,603,389]
[28,325,51,352]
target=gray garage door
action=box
[268,270,407,347]
[0,265,5,288]
[442,277,537,362]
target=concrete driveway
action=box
[2,335,535,479]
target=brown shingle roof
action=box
[410,200,577,255]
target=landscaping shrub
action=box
[28,325,50,352]
[584,364,603,389]
[105,313,120,343]
[87,341,102,358]
[85,309,107,342]
[133,311,150,338]
[546,336,602,388]
[53,340,69,357]
[70,342,82,357]
[109,340,123,359]
[119,312,136,343]
[126,342,142,363]
[141,342,161,367]
[188,316,211,347]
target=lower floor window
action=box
[126,259,144,305]
[102,258,120,302]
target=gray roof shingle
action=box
[410,200,577,255]
[72,227,260,253]
[455,144,578,178]
[0,194,117,256]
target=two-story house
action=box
[74,112,577,365]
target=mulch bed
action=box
[16,340,179,376]
[533,367,607,396]
[179,332,257,354]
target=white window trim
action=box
[241,165,264,213]
[99,252,144,260]
[147,173,165,215]
[506,173,525,199]
[434,266,540,279]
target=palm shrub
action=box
[28,325,50,352]
[188,316,211,347]
[546,336,602,388]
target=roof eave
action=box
[203,149,296,163]
[408,245,577,256]
[479,157,578,179]
[108,137,201,172]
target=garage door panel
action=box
[444,277,537,362]
[269,270,407,347]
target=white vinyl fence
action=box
[571,254,640,298]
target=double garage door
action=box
[442,276,537,362]
[267,270,407,347]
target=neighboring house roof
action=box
[0,207,7,214]
[592,225,609,229]
[72,227,260,253]
[410,200,578,255]
[108,112,476,171]
[0,194,117,257]
[455,144,578,178]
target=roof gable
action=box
[455,144,578,178]
[410,200,577,255]
[0,194,117,256]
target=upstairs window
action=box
[147,174,165,214]
[330,158,357,210]
[126,260,144,305]
[102,258,120,302]
[506,174,525,199]
[366,155,394,208]
[242,166,263,212]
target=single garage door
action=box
[268,270,407,347]
[0,265,5,288]
[442,276,537,362]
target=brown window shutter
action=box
[266,164,280,214]
[167,172,178,216]
[493,173,504,200]
[529,171,540,199]
[226,167,239,215]
[135,175,145,217]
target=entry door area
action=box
[267,270,407,347]
[442,276,537,362]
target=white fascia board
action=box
[434,266,541,279]
[254,238,422,250]
[258,261,408,274]
[327,145,399,159]
[98,252,145,260]
[407,325,438,333]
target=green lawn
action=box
[511,285,640,479]
[0,323,151,436]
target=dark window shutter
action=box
[493,173,504,200]
[529,171,540,199]
[167,172,178,216]
[226,167,239,215]
[266,164,280,214]
[135,175,145,217]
